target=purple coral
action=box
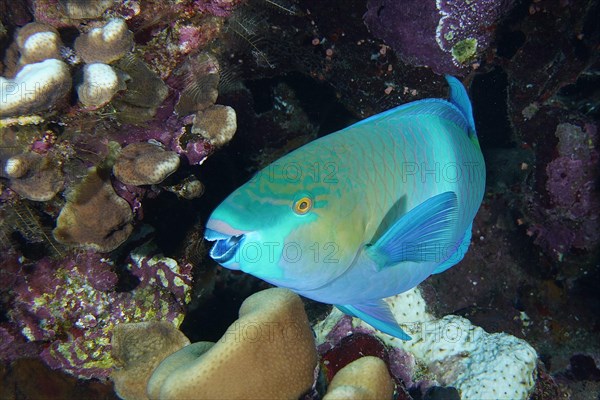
[193,0,244,17]
[6,247,192,379]
[528,122,599,258]
[364,0,515,74]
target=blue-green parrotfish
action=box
[205,76,485,340]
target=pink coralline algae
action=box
[528,122,599,258]
[193,0,245,17]
[6,245,192,379]
[364,0,516,74]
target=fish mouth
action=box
[204,228,245,265]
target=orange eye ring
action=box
[293,196,313,215]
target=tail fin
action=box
[445,76,477,142]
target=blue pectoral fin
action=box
[366,191,458,269]
[336,301,412,340]
[431,223,473,274]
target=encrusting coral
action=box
[147,288,317,400]
[111,321,191,400]
[77,63,124,108]
[323,356,395,400]
[16,22,62,66]
[3,152,64,201]
[53,166,133,252]
[191,105,237,147]
[113,142,180,186]
[0,59,71,118]
[74,18,134,64]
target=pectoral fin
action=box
[366,191,458,269]
[432,223,473,274]
[336,300,412,340]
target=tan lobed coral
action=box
[16,22,62,66]
[53,166,133,252]
[112,55,169,124]
[323,356,395,400]
[4,152,64,201]
[74,18,134,64]
[111,321,191,400]
[58,0,114,19]
[77,63,124,108]
[113,142,180,186]
[174,52,220,116]
[0,59,71,118]
[191,104,237,147]
[147,288,318,400]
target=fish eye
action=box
[292,196,313,215]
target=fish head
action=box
[205,156,365,292]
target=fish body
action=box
[205,76,485,339]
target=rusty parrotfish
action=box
[204,76,485,339]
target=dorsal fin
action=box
[445,75,477,138]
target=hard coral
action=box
[364,0,515,75]
[77,63,124,108]
[324,356,395,400]
[74,18,134,64]
[9,245,191,379]
[53,166,133,252]
[4,152,64,201]
[315,287,538,399]
[113,142,180,186]
[111,321,191,400]
[174,52,220,116]
[147,288,317,400]
[0,59,71,118]
[113,56,169,124]
[58,0,114,19]
[16,22,62,66]
[191,104,237,147]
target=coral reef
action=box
[15,22,62,66]
[53,166,134,252]
[0,59,71,117]
[314,287,538,399]
[6,244,192,379]
[74,18,134,64]
[147,288,317,400]
[323,356,395,400]
[1,0,598,398]
[111,321,191,400]
[77,63,125,109]
[3,152,64,201]
[113,142,180,186]
[363,0,516,75]
[191,104,237,146]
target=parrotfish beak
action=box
[204,228,245,265]
[204,219,250,270]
